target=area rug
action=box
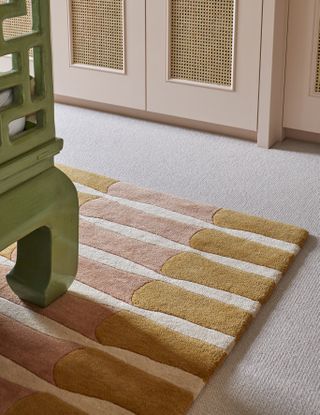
[0,165,308,415]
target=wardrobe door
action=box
[284,0,320,134]
[50,0,146,110]
[146,0,262,131]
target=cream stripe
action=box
[0,355,133,415]
[0,297,203,396]
[0,256,234,350]
[75,182,299,254]
[80,215,281,281]
[72,280,235,351]
[0,256,11,266]
[0,256,14,267]
[79,244,260,315]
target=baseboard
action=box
[285,128,320,144]
[54,94,257,142]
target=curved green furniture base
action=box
[1,167,79,307]
[1,1,79,307]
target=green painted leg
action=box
[0,167,79,307]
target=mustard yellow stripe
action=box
[96,310,227,381]
[190,229,294,273]
[54,347,194,415]
[213,209,308,247]
[0,244,16,261]
[161,252,275,303]
[5,393,88,415]
[78,192,100,207]
[57,164,117,192]
[132,281,252,338]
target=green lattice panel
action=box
[0,0,56,165]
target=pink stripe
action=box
[37,293,116,341]
[80,198,200,246]
[108,182,219,222]
[0,266,116,341]
[80,220,176,272]
[77,256,149,304]
[0,313,79,384]
[0,378,33,415]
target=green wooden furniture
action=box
[0,0,78,307]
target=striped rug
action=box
[0,165,308,415]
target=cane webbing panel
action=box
[170,0,235,87]
[71,0,124,71]
[1,0,33,40]
[315,21,320,93]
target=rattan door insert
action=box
[169,0,236,89]
[315,16,320,93]
[70,0,125,72]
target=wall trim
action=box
[285,128,320,144]
[54,94,257,141]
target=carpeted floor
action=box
[55,103,320,415]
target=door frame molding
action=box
[257,0,289,148]
[309,0,320,97]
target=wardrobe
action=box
[1,0,319,147]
